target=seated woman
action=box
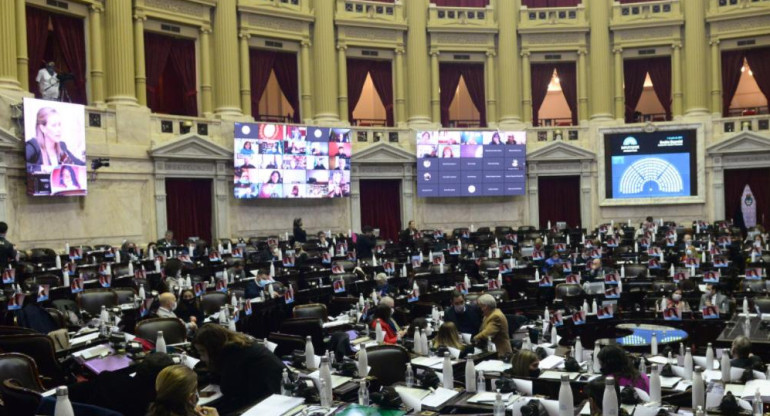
[370,304,398,344]
[432,322,471,357]
[597,345,650,393]
[175,288,203,325]
[582,376,630,416]
[148,364,218,416]
[510,349,540,378]
[731,335,763,370]
[193,324,285,414]
[667,288,691,313]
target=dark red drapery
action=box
[721,49,747,117]
[144,32,197,116]
[460,64,487,127]
[360,180,402,242]
[272,53,301,123]
[249,49,301,122]
[439,63,486,127]
[26,7,50,97]
[537,176,581,229]
[439,64,463,127]
[724,168,770,229]
[553,62,577,125]
[647,57,672,120]
[144,32,173,112]
[744,47,770,111]
[347,58,372,124]
[165,178,213,244]
[522,0,581,7]
[368,60,395,127]
[623,59,648,122]
[249,50,276,118]
[530,63,555,127]
[432,0,489,6]
[168,38,198,116]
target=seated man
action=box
[226,260,247,281]
[156,292,197,333]
[443,291,482,337]
[699,283,730,313]
[584,258,606,282]
[544,251,562,273]
[317,231,330,249]
[379,296,406,337]
[731,335,763,370]
[156,230,177,247]
[374,273,396,297]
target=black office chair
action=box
[555,283,583,299]
[651,281,676,293]
[28,248,57,264]
[113,287,136,304]
[430,264,452,274]
[0,335,68,388]
[0,353,45,392]
[200,292,228,316]
[77,289,118,316]
[743,279,767,293]
[754,298,770,314]
[135,318,187,345]
[267,332,306,358]
[624,264,648,279]
[480,259,501,271]
[279,318,325,355]
[1,379,42,415]
[365,345,410,386]
[293,303,328,321]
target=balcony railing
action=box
[528,125,587,148]
[713,0,770,8]
[351,118,388,127]
[519,4,587,31]
[714,111,770,136]
[446,119,483,128]
[612,0,682,25]
[249,0,309,14]
[336,0,404,24]
[255,114,294,123]
[427,3,497,31]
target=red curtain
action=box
[347,58,372,124]
[368,60,395,127]
[623,59,648,122]
[272,53,301,123]
[537,176,581,229]
[522,0,580,7]
[26,7,50,98]
[647,57,672,120]
[165,179,213,244]
[433,0,489,6]
[439,64,463,127]
[530,63,555,126]
[249,49,300,122]
[249,49,276,119]
[744,47,770,109]
[144,33,173,113]
[721,49,746,117]
[168,38,198,117]
[51,13,87,104]
[724,168,770,229]
[553,62,577,125]
[459,64,487,127]
[360,180,402,242]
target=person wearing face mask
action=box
[175,289,203,326]
[668,288,690,312]
[370,304,398,344]
[148,364,219,416]
[156,292,197,333]
[699,283,730,313]
[120,240,140,261]
[597,345,649,393]
[510,350,541,378]
[472,294,512,356]
[377,296,407,338]
[443,291,483,337]
[317,231,330,249]
[680,234,694,251]
[374,273,396,297]
[161,259,184,293]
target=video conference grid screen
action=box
[604,129,697,200]
[24,98,87,197]
[416,130,527,197]
[234,122,351,199]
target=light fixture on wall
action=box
[553,129,563,141]
[374,132,383,142]
[180,120,194,134]
[741,120,751,131]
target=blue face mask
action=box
[258,279,271,287]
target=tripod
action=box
[58,86,72,103]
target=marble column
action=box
[200,27,213,117]
[683,0,708,115]
[104,0,137,105]
[588,0,613,120]
[521,51,532,125]
[0,0,20,90]
[133,11,147,106]
[15,0,28,91]
[212,0,242,117]
[89,4,105,106]
[613,48,624,120]
[406,0,431,126]
[337,43,349,124]
[672,43,683,118]
[312,0,339,123]
[238,32,250,118]
[577,49,588,123]
[430,51,440,124]
[485,51,497,126]
[710,40,721,115]
[497,0,521,125]
[300,40,313,123]
[394,47,406,126]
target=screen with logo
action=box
[416,130,526,197]
[604,129,697,200]
[234,123,351,199]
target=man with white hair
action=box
[157,292,197,333]
[472,294,512,356]
[374,272,395,297]
[378,296,406,338]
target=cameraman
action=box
[36,62,59,100]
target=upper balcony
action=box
[427,2,498,34]
[518,3,588,34]
[610,0,683,30]
[707,0,770,23]
[335,0,406,30]
[238,0,312,20]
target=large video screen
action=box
[24,98,87,197]
[416,130,526,197]
[234,123,351,199]
[604,129,697,200]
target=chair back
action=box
[480,259,501,271]
[279,317,325,354]
[267,332,306,358]
[0,353,44,391]
[0,335,65,388]
[754,297,770,313]
[200,292,228,315]
[430,264,452,275]
[624,264,648,279]
[28,248,57,264]
[555,283,583,299]
[333,260,356,272]
[0,379,43,415]
[486,289,509,302]
[743,279,767,293]
[113,287,136,304]
[0,325,37,336]
[365,345,410,385]
[293,303,328,321]
[651,281,676,293]
[77,289,118,316]
[135,318,187,345]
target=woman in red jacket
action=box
[370,305,398,344]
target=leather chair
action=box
[28,248,57,264]
[480,259,501,271]
[495,226,513,236]
[430,264,452,275]
[113,287,136,304]
[754,298,770,314]
[365,345,410,386]
[200,292,228,315]
[0,353,44,392]
[555,283,583,299]
[0,335,67,388]
[0,326,37,336]
[293,303,328,321]
[45,308,67,330]
[486,289,509,302]
[651,281,676,293]
[624,264,648,279]
[267,332,306,358]
[23,274,61,292]
[743,279,767,293]
[1,379,42,415]
[279,318,325,354]
[465,293,481,305]
[333,260,356,272]
[229,288,245,300]
[135,318,187,345]
[77,289,118,316]
[518,226,536,232]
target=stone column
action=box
[15,0,28,91]
[337,43,349,124]
[104,0,137,105]
[133,11,147,106]
[394,47,406,126]
[406,0,431,126]
[497,0,521,125]
[430,51,440,124]
[312,0,339,123]
[485,51,497,126]
[0,0,20,90]
[672,42,683,118]
[710,40,721,115]
[613,47,624,120]
[200,27,213,117]
[237,32,250,118]
[300,40,313,123]
[521,51,532,124]
[89,4,105,106]
[588,0,613,120]
[683,0,708,115]
[577,49,588,123]
[212,0,242,117]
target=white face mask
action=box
[672,294,682,301]
[686,250,692,256]
[171,302,177,311]
[454,304,465,313]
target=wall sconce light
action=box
[180,120,194,134]
[553,129,563,141]
[741,121,751,131]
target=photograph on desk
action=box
[713,257,729,268]
[597,305,614,320]
[7,293,25,311]
[673,271,690,283]
[455,282,468,295]
[331,263,344,274]
[663,306,682,321]
[746,268,763,280]
[648,258,661,269]
[702,305,720,319]
[605,286,621,299]
[1,268,14,284]
[70,276,84,293]
[604,272,619,285]
[216,279,227,293]
[98,274,111,288]
[538,275,553,288]
[133,268,145,280]
[194,281,207,297]
[562,261,572,273]
[572,310,586,325]
[69,246,82,260]
[703,270,720,283]
[549,311,563,327]
[383,261,395,274]
[498,262,512,275]
[37,284,49,302]
[322,251,332,264]
[565,274,581,285]
[333,279,345,294]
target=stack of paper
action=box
[241,394,305,416]
[475,359,513,373]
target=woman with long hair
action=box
[26,107,85,168]
[148,364,218,416]
[510,349,540,378]
[432,322,465,350]
[58,165,81,189]
[597,344,649,393]
[370,304,398,344]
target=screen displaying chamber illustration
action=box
[23,97,87,197]
[604,129,697,200]
[234,122,351,199]
[415,130,527,197]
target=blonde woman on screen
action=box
[26,107,84,169]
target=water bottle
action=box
[650,364,661,403]
[592,299,598,315]
[155,331,167,354]
[320,356,333,405]
[442,352,454,389]
[405,363,414,387]
[695,406,704,416]
[651,332,658,356]
[684,347,694,379]
[358,347,368,378]
[593,344,601,373]
[493,389,505,416]
[721,348,731,382]
[603,376,619,416]
[413,328,422,355]
[744,297,750,316]
[465,358,477,393]
[54,386,75,416]
[754,388,762,416]
[477,370,486,393]
[692,367,705,411]
[319,378,331,408]
[281,369,291,396]
[575,337,583,362]
[706,343,714,370]
[138,284,146,300]
[358,380,369,406]
[305,336,315,370]
[558,374,574,416]
[375,320,384,344]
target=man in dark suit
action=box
[356,226,376,259]
[0,222,16,271]
[444,291,482,337]
[156,230,177,247]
